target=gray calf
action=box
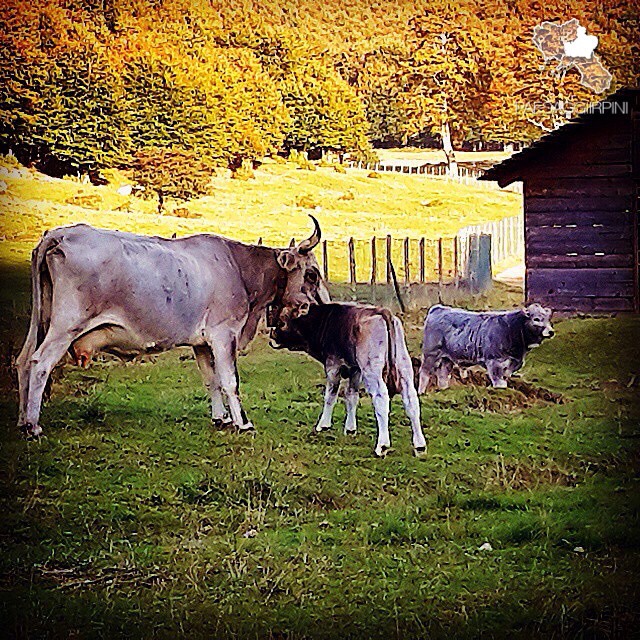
[418,303,554,392]
[272,303,427,457]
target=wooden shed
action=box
[481,87,639,313]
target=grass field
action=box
[0,155,520,282]
[1,254,639,638]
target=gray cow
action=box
[271,303,427,457]
[418,303,554,392]
[16,218,329,438]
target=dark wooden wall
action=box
[524,116,638,312]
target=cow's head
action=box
[523,303,554,345]
[274,215,330,323]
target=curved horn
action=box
[297,215,321,254]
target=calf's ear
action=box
[277,250,298,271]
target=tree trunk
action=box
[441,117,458,178]
[157,189,164,215]
[440,92,458,178]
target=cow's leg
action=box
[504,358,522,380]
[417,352,438,394]
[16,332,38,429]
[362,371,391,457]
[316,358,341,432]
[343,371,361,435]
[23,330,75,437]
[397,377,427,455]
[392,317,427,454]
[193,345,230,426]
[434,358,453,389]
[487,359,509,388]
[207,331,253,431]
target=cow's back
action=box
[425,305,525,363]
[42,225,248,345]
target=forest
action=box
[1,0,638,175]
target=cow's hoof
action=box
[237,422,255,433]
[374,445,391,458]
[212,417,234,430]
[413,446,427,457]
[21,423,43,439]
[315,424,330,433]
[344,428,357,436]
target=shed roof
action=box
[480,87,639,187]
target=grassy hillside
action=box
[0,257,638,638]
[0,155,520,281]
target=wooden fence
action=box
[346,160,523,194]
[274,214,523,283]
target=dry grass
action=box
[0,155,520,280]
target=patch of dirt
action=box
[454,388,537,413]
[36,564,171,590]
[411,357,564,410]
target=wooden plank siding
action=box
[633,97,640,312]
[483,89,639,313]
[523,117,635,312]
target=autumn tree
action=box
[278,57,370,154]
[133,147,214,214]
[400,1,492,174]
[0,0,131,171]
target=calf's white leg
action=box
[316,358,341,432]
[393,318,427,454]
[435,359,453,389]
[418,353,438,394]
[363,372,391,457]
[343,372,361,435]
[487,359,508,388]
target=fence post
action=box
[257,237,262,246]
[453,236,459,286]
[419,237,425,283]
[386,234,392,284]
[348,237,356,284]
[437,237,443,288]
[466,233,492,294]
[403,237,410,285]
[322,239,328,281]
[371,237,377,284]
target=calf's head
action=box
[523,303,554,344]
[275,215,330,322]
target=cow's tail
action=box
[18,232,57,363]
[380,309,402,396]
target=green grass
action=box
[1,258,639,639]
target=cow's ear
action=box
[277,249,298,271]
